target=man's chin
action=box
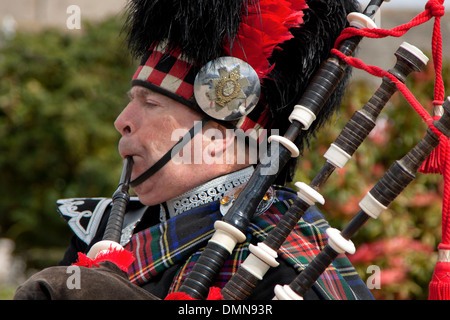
[135,194,153,206]
[133,189,162,207]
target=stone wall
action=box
[0,0,126,31]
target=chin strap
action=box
[130,118,209,188]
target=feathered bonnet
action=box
[124,0,360,183]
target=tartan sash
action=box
[125,189,364,300]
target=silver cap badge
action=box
[194,57,261,121]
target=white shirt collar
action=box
[160,166,254,221]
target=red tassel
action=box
[73,247,135,272]
[164,292,196,300]
[418,141,443,174]
[429,244,450,300]
[419,116,446,174]
[74,252,100,268]
[206,286,223,300]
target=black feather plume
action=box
[265,0,360,135]
[124,0,248,65]
[265,0,361,184]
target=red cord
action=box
[334,0,445,105]
[333,0,448,244]
[442,137,450,243]
[331,49,442,137]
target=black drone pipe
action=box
[103,156,134,243]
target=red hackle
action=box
[224,0,307,80]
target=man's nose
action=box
[114,104,135,135]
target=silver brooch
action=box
[219,183,274,217]
[194,57,260,121]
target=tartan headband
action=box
[131,42,199,110]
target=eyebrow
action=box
[127,87,153,100]
[126,89,133,100]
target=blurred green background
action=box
[0,15,448,300]
[0,17,135,299]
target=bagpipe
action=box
[87,0,449,300]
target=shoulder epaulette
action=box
[57,197,146,245]
[56,197,113,245]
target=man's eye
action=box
[145,101,159,107]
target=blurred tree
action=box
[0,17,137,269]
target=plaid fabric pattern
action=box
[125,188,370,300]
[252,204,356,299]
[131,42,199,107]
[124,201,221,286]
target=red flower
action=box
[410,191,441,207]
[349,236,432,264]
[380,267,407,286]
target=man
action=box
[14,0,373,300]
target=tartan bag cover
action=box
[124,189,367,300]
